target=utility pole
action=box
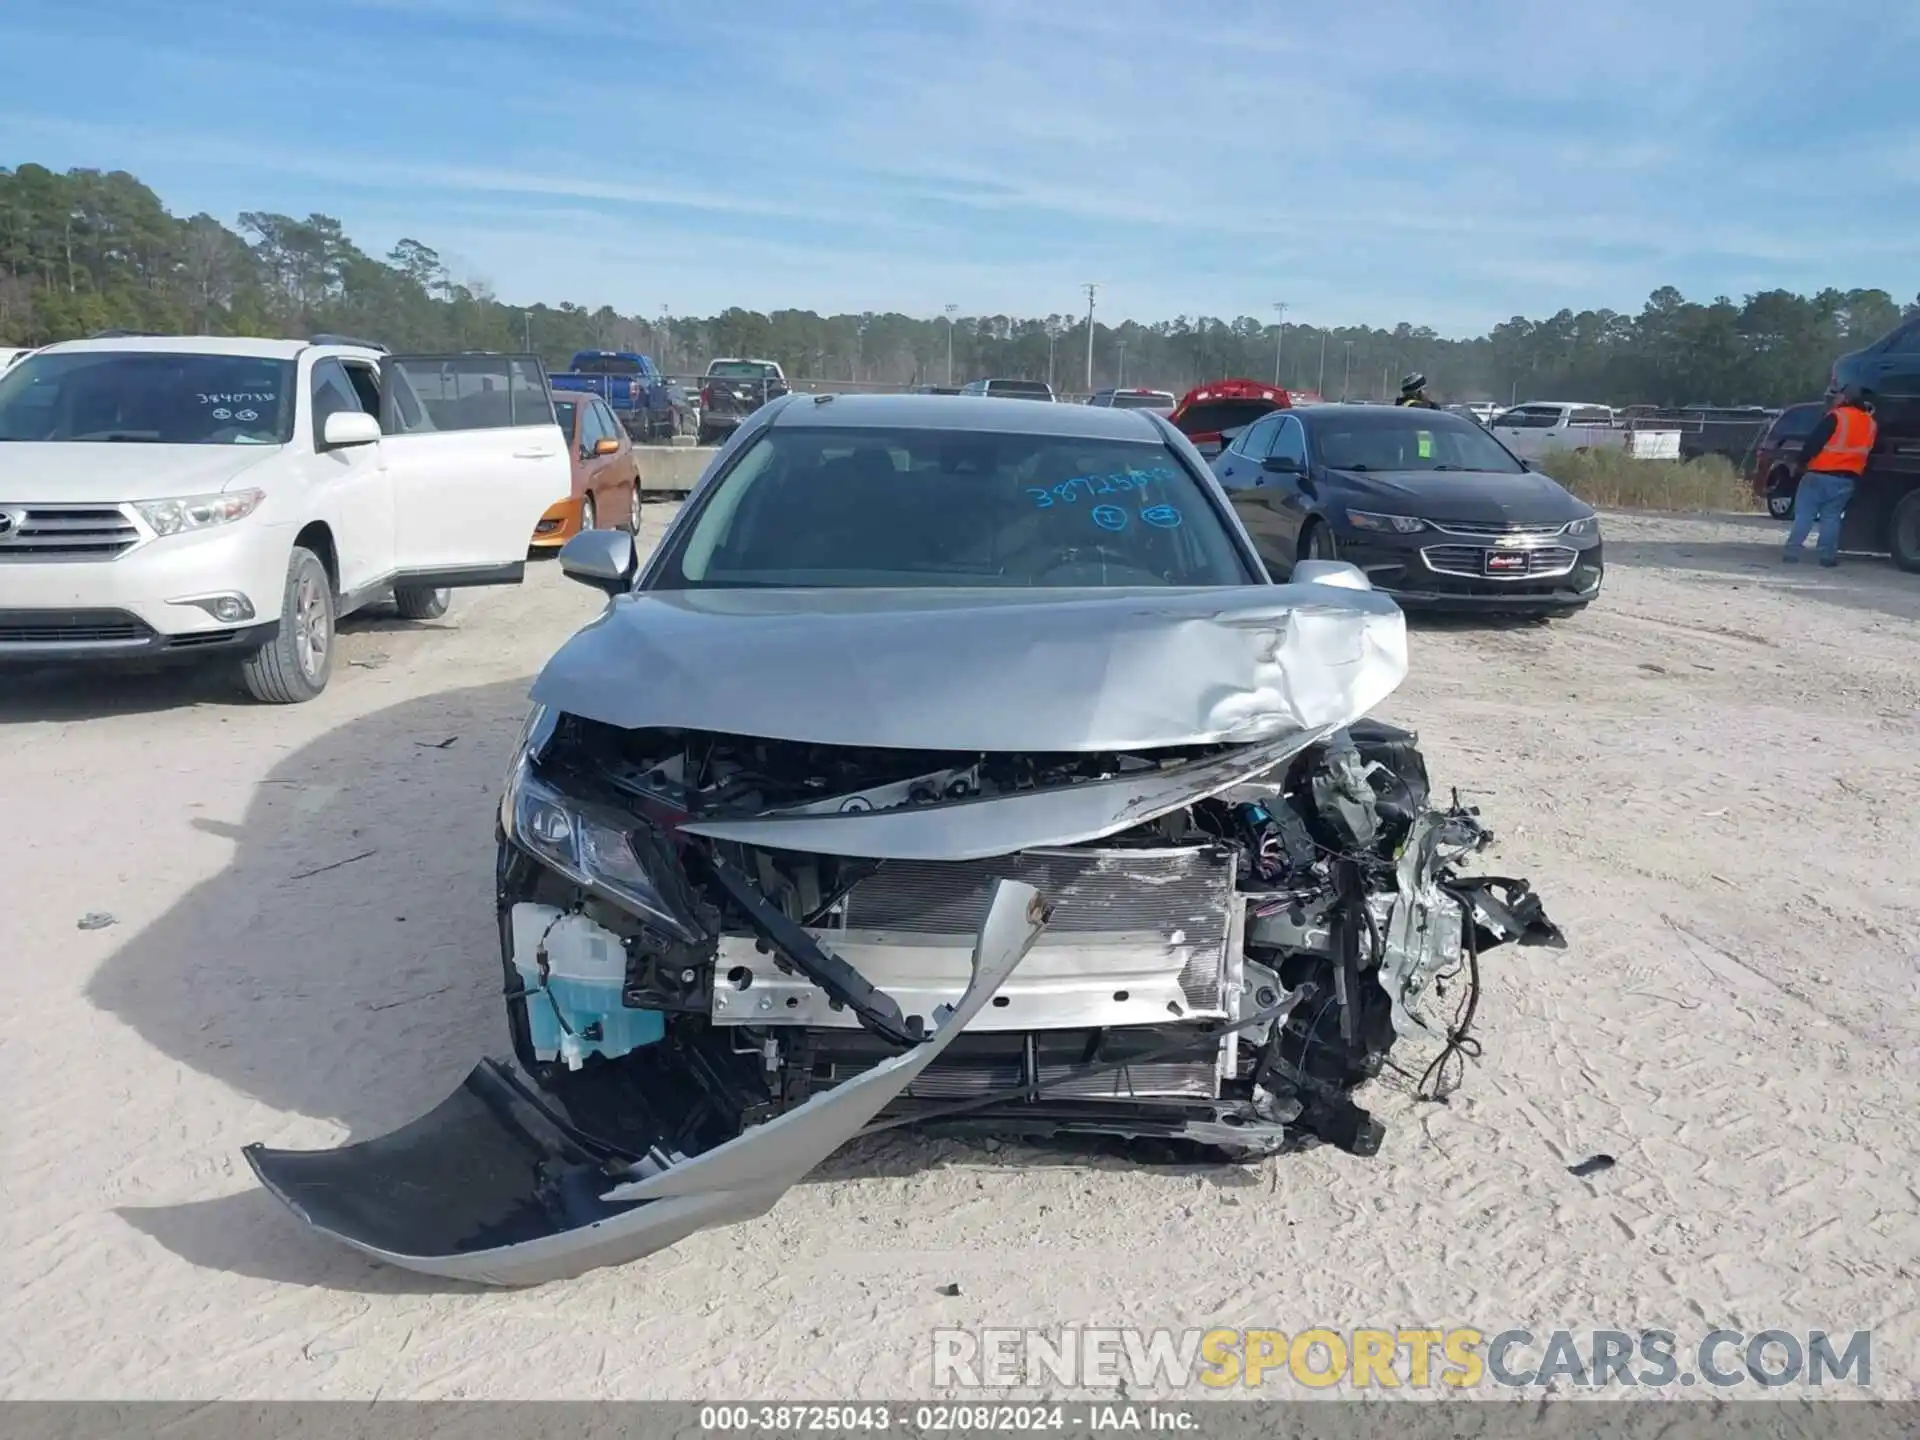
[1317,330,1327,396]
[1045,318,1061,390]
[944,303,958,386]
[523,309,532,353]
[1117,339,1126,386]
[1382,362,1392,403]
[659,304,671,372]
[1342,341,1353,402]
[1272,301,1287,386]
[1083,283,1098,392]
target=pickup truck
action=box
[0,334,568,703]
[698,358,789,445]
[549,351,676,442]
[1490,401,1682,462]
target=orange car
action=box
[531,392,643,548]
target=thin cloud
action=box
[2,0,1912,328]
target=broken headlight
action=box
[501,757,699,941]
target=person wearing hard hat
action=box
[1784,383,1876,568]
[1395,372,1439,408]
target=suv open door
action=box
[379,353,570,588]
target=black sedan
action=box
[1209,404,1603,616]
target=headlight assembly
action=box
[1564,514,1600,537]
[1344,509,1428,534]
[501,756,699,940]
[135,488,265,536]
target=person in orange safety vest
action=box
[1784,383,1876,567]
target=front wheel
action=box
[1765,467,1796,520]
[240,546,334,704]
[625,483,642,534]
[393,586,450,621]
[579,493,598,533]
[697,426,718,446]
[1302,521,1338,562]
[1889,488,1920,574]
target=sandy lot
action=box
[3,509,1917,1401]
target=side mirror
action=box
[557,529,637,596]
[321,411,381,449]
[593,437,621,456]
[1291,559,1372,591]
[1261,454,1302,473]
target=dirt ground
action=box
[3,508,1917,1401]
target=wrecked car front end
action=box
[246,581,1562,1286]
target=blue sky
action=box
[3,0,1915,334]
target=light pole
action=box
[1083,282,1098,391]
[1317,330,1327,397]
[1045,318,1061,390]
[1342,341,1353,401]
[1272,301,1287,386]
[659,304,671,372]
[1117,339,1126,387]
[944,303,957,386]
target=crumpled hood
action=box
[530,582,1409,752]
[0,442,282,503]
[1329,468,1588,523]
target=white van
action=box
[0,335,570,701]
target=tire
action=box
[1536,605,1585,621]
[393,585,450,621]
[240,546,334,704]
[1301,520,1338,562]
[580,493,598,533]
[697,426,718,447]
[1765,467,1796,520]
[625,483,642,534]
[1890,488,1920,574]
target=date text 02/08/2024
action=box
[1026,469,1183,532]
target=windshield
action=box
[985,380,1053,400]
[573,355,642,375]
[1309,413,1526,474]
[709,361,778,380]
[1493,409,1561,429]
[658,425,1251,590]
[1111,392,1174,409]
[0,351,296,444]
[552,398,578,437]
[1175,398,1277,435]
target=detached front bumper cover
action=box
[244,879,1052,1287]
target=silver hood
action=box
[529,582,1409,753]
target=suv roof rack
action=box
[309,333,389,353]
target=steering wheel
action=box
[1003,538,1154,583]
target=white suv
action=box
[0,334,570,701]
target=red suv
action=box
[1168,379,1292,457]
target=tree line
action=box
[4,162,1914,406]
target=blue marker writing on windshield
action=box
[1141,504,1182,529]
[1092,505,1127,532]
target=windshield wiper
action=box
[74,431,165,443]
[1427,464,1470,471]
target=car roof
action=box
[1290,403,1478,428]
[32,334,374,362]
[767,391,1164,440]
